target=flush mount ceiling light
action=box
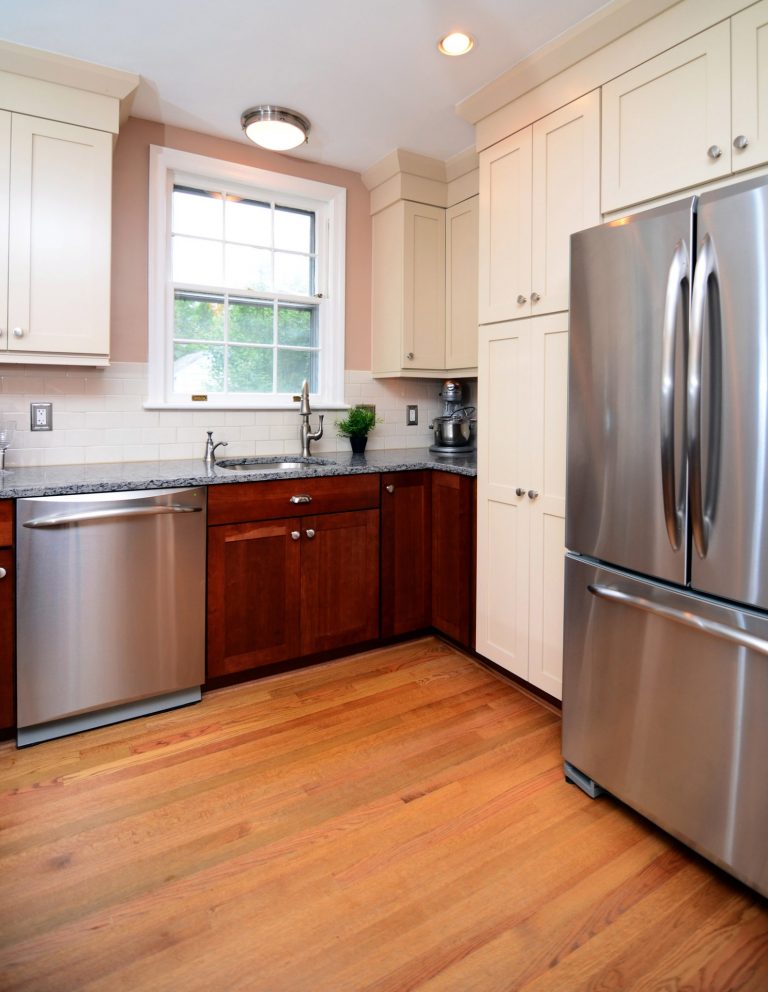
[241,106,311,151]
[438,31,475,56]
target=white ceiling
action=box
[0,0,610,174]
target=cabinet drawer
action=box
[208,475,380,525]
[0,501,12,548]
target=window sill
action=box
[143,400,350,412]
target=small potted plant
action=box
[335,405,378,454]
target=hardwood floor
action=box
[0,637,766,991]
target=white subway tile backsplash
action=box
[0,363,463,467]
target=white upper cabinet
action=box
[601,23,732,213]
[530,94,601,316]
[6,114,112,359]
[479,91,600,324]
[732,0,768,173]
[478,127,532,323]
[445,195,479,370]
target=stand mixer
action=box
[429,380,476,453]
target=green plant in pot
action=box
[335,405,378,454]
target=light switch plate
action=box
[30,402,53,431]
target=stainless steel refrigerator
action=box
[563,174,768,898]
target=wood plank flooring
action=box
[0,636,766,991]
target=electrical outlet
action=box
[30,402,53,431]
[406,404,418,426]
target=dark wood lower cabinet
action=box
[431,472,475,649]
[207,518,301,676]
[207,509,380,678]
[300,509,379,655]
[0,548,14,731]
[380,472,432,637]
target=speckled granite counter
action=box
[0,447,476,499]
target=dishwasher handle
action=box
[23,504,203,529]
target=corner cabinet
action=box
[371,196,478,377]
[478,91,600,324]
[475,315,568,700]
[206,476,380,678]
[0,112,112,362]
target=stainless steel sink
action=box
[216,457,335,473]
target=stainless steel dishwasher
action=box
[16,487,207,746]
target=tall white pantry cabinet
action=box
[474,0,768,700]
[475,93,600,700]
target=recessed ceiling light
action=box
[241,106,311,151]
[438,32,474,56]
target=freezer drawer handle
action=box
[23,505,202,529]
[588,584,768,657]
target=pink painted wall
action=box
[110,117,372,370]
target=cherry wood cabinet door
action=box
[380,472,432,637]
[300,510,379,656]
[207,519,301,677]
[0,549,14,731]
[432,473,476,649]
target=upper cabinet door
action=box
[732,0,768,174]
[478,127,533,324]
[403,201,445,370]
[7,114,112,357]
[601,22,732,213]
[531,91,600,316]
[0,112,9,350]
[445,195,479,369]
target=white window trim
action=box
[145,145,347,410]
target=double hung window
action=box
[147,147,346,409]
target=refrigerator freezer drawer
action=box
[563,554,768,897]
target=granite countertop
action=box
[0,447,476,499]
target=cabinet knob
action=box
[528,490,539,500]
[385,484,394,493]
[516,294,527,305]
[0,567,6,579]
[405,352,414,360]
[12,327,24,338]
[733,134,749,150]
[305,528,316,539]
[531,292,541,303]
[291,531,300,541]
[707,145,722,160]
[515,487,526,497]
[289,494,312,504]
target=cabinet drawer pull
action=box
[531,292,541,303]
[385,484,394,493]
[12,327,24,338]
[516,294,527,305]
[290,530,300,541]
[405,352,414,360]
[0,567,6,579]
[515,487,526,497]
[289,494,312,504]
[707,144,722,160]
[528,490,539,500]
[305,528,316,539]
[733,134,749,150]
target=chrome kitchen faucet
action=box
[298,379,324,457]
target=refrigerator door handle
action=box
[660,239,689,551]
[688,233,722,559]
[588,583,768,657]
